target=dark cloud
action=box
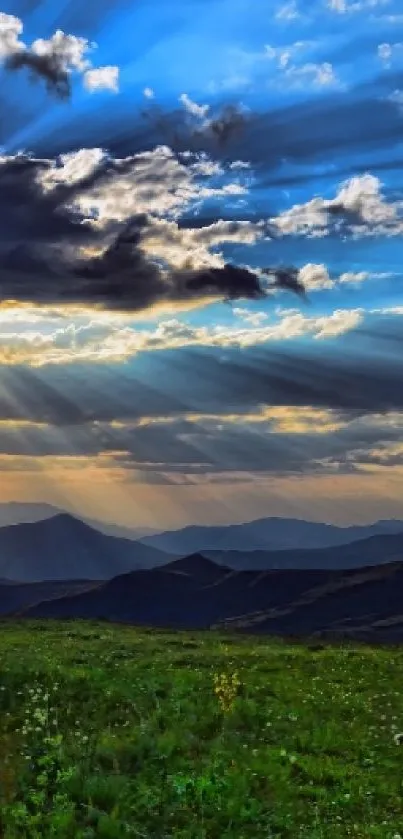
[140,102,248,153]
[67,72,400,173]
[5,50,71,100]
[0,155,305,310]
[263,266,306,298]
[202,105,247,148]
[72,216,269,309]
[0,154,97,246]
[0,380,401,479]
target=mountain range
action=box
[1,503,403,552]
[1,513,403,583]
[3,553,403,643]
[139,517,403,554]
[0,510,403,642]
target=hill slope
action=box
[14,550,403,641]
[0,514,166,582]
[206,531,403,570]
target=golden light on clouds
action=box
[0,457,402,528]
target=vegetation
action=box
[0,621,402,838]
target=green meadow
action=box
[0,620,402,838]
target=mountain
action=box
[0,514,167,582]
[0,504,161,541]
[205,532,403,570]
[139,517,403,554]
[15,552,403,642]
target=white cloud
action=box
[284,61,338,87]
[264,42,338,89]
[31,29,92,71]
[232,308,269,326]
[338,271,369,284]
[0,307,364,366]
[179,93,209,119]
[0,12,120,95]
[70,145,248,226]
[140,216,265,271]
[39,148,106,190]
[272,173,403,237]
[378,42,403,66]
[329,0,389,11]
[0,11,24,57]
[143,86,155,98]
[83,66,119,93]
[265,40,306,69]
[298,263,334,290]
[275,1,300,19]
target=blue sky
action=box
[0,0,402,528]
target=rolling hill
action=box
[8,549,403,642]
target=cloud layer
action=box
[0,146,308,311]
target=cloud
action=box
[0,147,304,312]
[264,41,338,89]
[272,173,403,237]
[265,41,307,69]
[0,11,24,57]
[0,314,401,437]
[143,86,155,98]
[284,62,338,88]
[0,305,364,366]
[233,308,269,326]
[0,399,401,481]
[179,93,209,119]
[338,270,369,285]
[83,66,119,93]
[329,0,389,12]
[263,266,307,297]
[275,1,300,20]
[378,42,403,67]
[143,100,249,150]
[139,216,266,270]
[388,89,403,112]
[0,12,119,98]
[297,263,333,290]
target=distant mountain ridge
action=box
[1,503,403,553]
[139,517,403,554]
[0,514,403,583]
[206,531,403,571]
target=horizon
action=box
[0,0,402,529]
[1,500,403,532]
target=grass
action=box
[0,621,402,837]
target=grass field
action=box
[0,621,402,838]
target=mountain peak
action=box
[161,553,227,579]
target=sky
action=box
[0,0,402,529]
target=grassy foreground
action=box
[0,622,402,838]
